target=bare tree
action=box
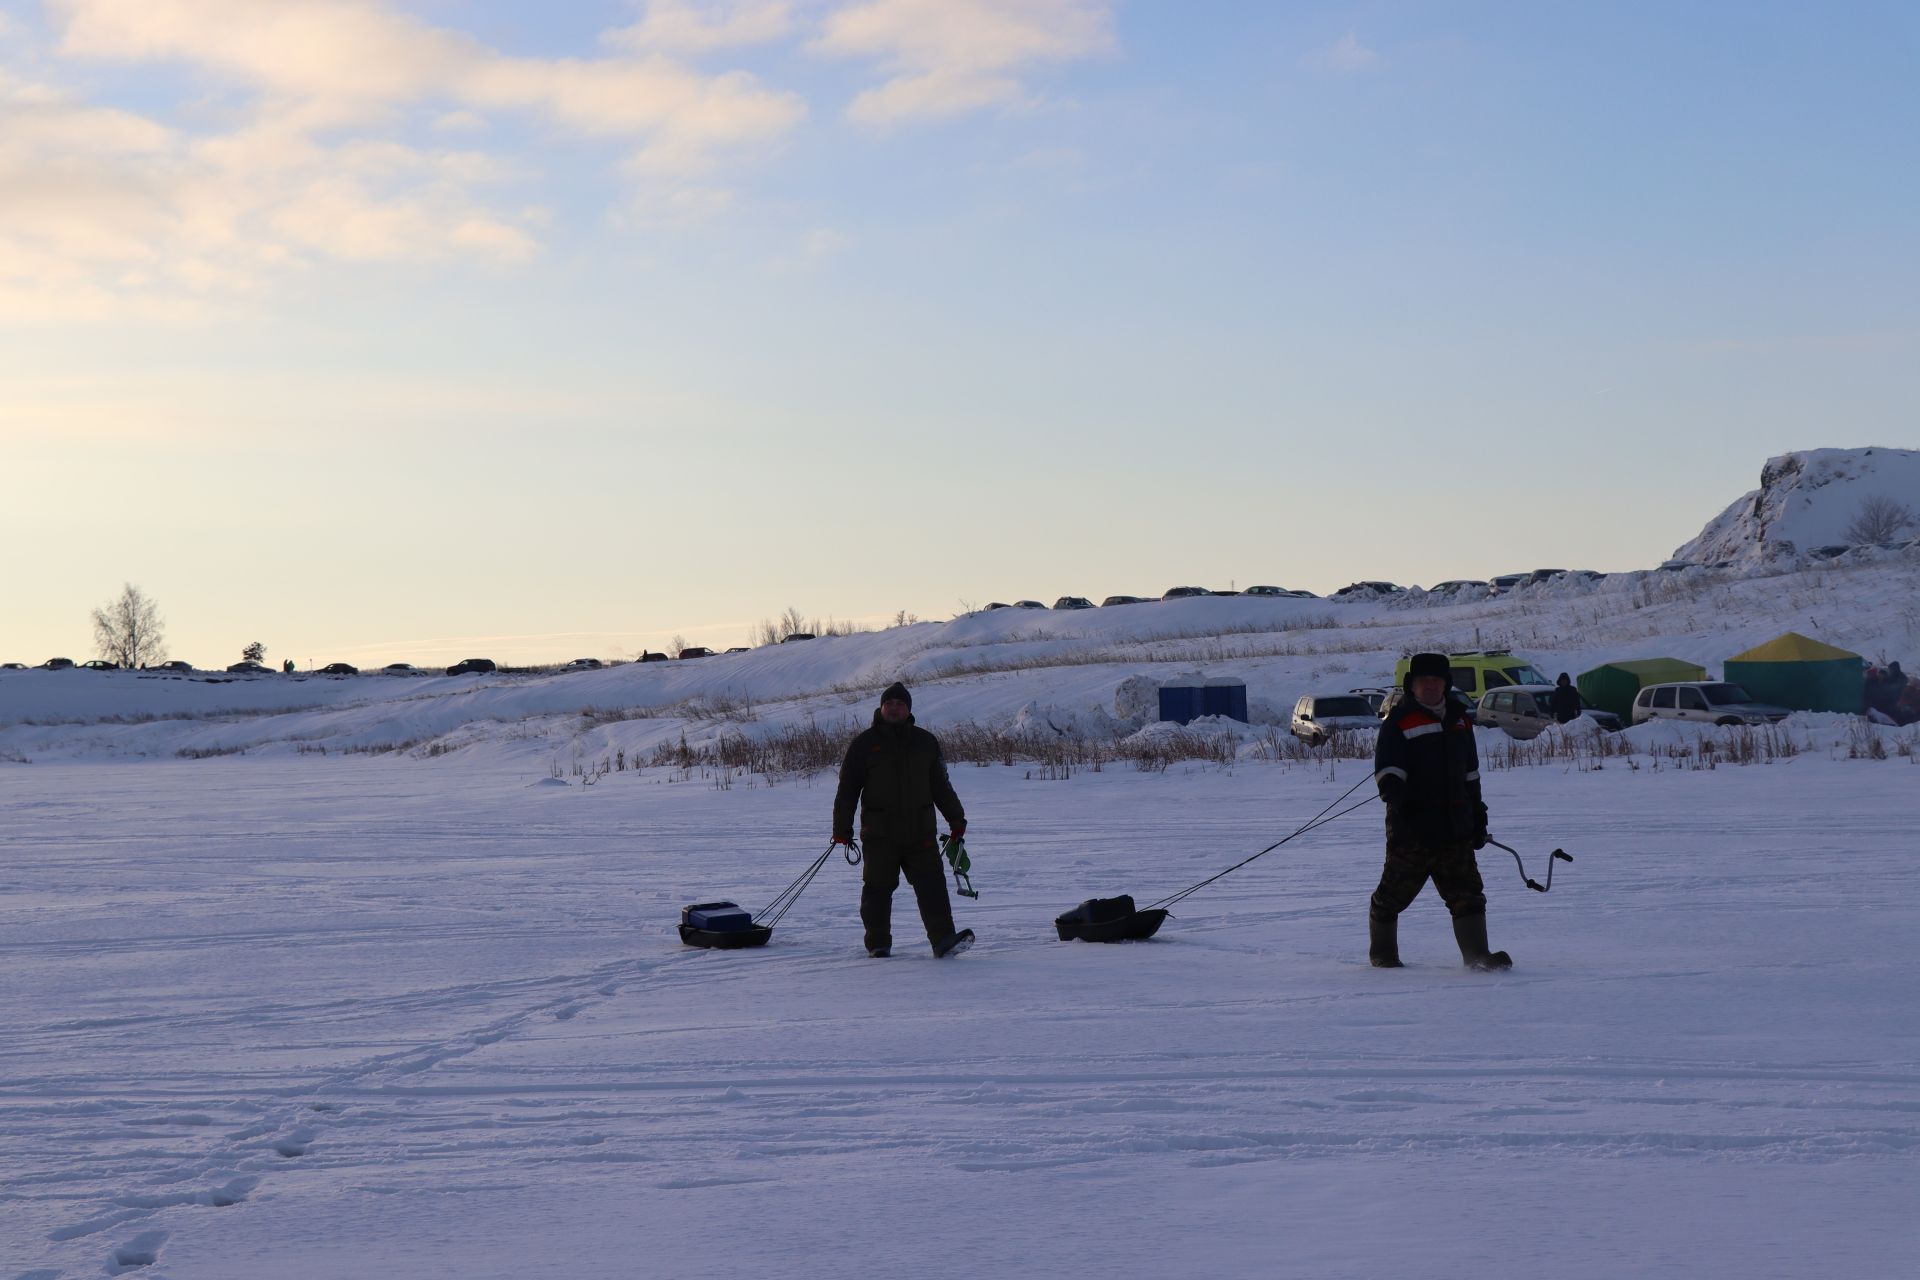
[1844,494,1916,546]
[668,634,689,657]
[90,583,166,668]
[243,641,266,663]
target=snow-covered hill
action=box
[1673,447,1920,566]
[5,551,1917,765]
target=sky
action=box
[3,0,1917,668]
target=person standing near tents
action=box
[1369,653,1511,971]
[832,683,973,959]
[1550,672,1582,725]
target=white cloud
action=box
[605,1,795,55]
[0,0,812,314]
[1316,30,1378,74]
[812,0,1114,125]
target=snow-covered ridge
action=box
[1673,447,1920,566]
[4,552,1917,763]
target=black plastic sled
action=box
[1054,895,1168,943]
[679,901,773,950]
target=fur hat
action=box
[1404,653,1450,689]
[880,682,912,708]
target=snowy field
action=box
[4,750,1916,1279]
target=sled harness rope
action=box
[757,840,858,928]
[1488,839,1572,892]
[1145,771,1381,912]
[939,833,979,899]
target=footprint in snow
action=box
[107,1230,168,1274]
[273,1128,316,1158]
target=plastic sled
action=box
[1054,895,1168,943]
[679,900,773,950]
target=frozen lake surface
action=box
[3,752,1915,1277]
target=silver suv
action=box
[1291,694,1381,746]
[1477,684,1623,739]
[1631,681,1791,726]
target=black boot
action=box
[1452,913,1512,971]
[1369,915,1403,968]
[860,885,893,955]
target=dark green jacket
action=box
[833,711,965,848]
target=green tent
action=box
[1578,658,1710,721]
[1722,632,1864,714]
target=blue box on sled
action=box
[682,901,755,932]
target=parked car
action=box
[1427,579,1488,596]
[382,663,419,674]
[1011,600,1048,610]
[1393,651,1551,702]
[446,658,496,676]
[1631,682,1792,727]
[564,658,604,671]
[41,657,75,670]
[677,647,714,659]
[152,660,194,673]
[725,647,749,654]
[1331,581,1404,599]
[1211,589,1241,596]
[1283,588,1319,599]
[982,603,1011,612]
[1161,586,1211,599]
[1477,685,1623,738]
[1526,569,1569,584]
[226,660,270,674]
[781,633,815,642]
[1348,687,1392,714]
[1242,585,1287,597]
[80,659,120,671]
[1,662,28,670]
[318,663,359,676]
[1376,686,1480,725]
[1291,694,1382,746]
[1052,596,1095,610]
[638,651,670,662]
[1486,572,1529,594]
[1100,595,1149,606]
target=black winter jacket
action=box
[1550,683,1582,724]
[1374,693,1488,850]
[832,711,966,848]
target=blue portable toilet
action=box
[1157,675,1249,725]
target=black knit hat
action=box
[880,682,912,708]
[1406,653,1450,686]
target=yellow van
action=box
[1392,651,1552,701]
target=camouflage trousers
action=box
[1369,841,1488,922]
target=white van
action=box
[1630,682,1791,726]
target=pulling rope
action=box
[756,839,858,928]
[1145,771,1380,911]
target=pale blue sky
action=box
[4,1,1916,666]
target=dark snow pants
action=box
[1369,841,1488,922]
[860,840,955,951]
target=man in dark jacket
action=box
[1550,672,1582,725]
[1370,652,1510,970]
[832,682,972,958]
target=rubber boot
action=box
[860,885,893,955]
[1369,915,1403,968]
[1452,913,1512,971]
